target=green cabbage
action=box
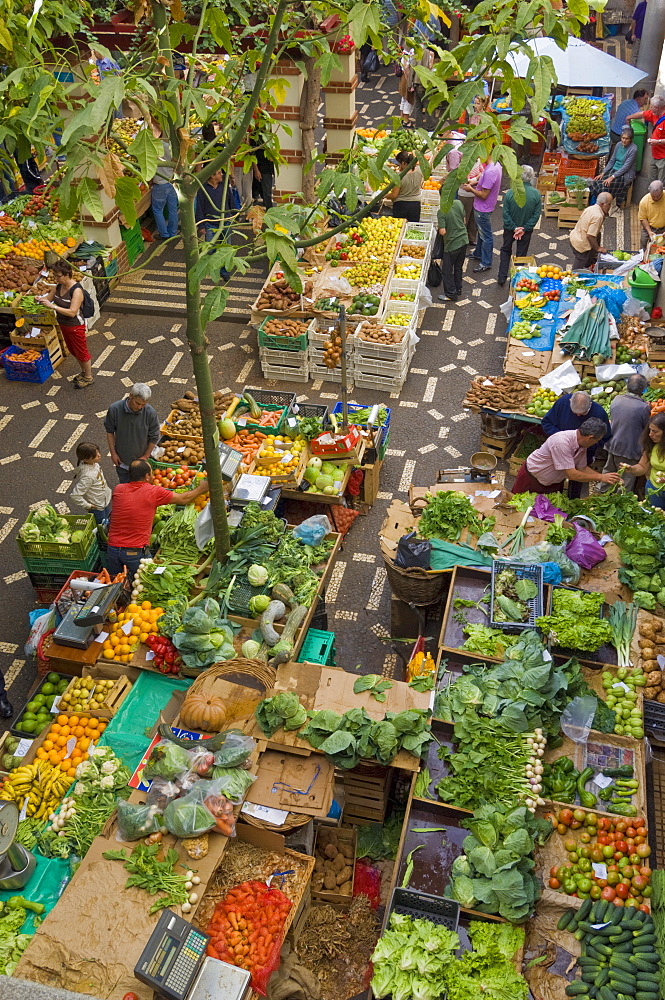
[247,564,268,586]
[241,639,262,658]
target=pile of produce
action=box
[464,374,531,411]
[18,504,88,547]
[417,490,490,541]
[295,896,378,1000]
[59,676,116,714]
[617,520,665,609]
[0,899,39,975]
[389,288,415,301]
[355,321,405,345]
[253,433,306,477]
[461,623,511,657]
[399,242,427,259]
[516,275,541,292]
[158,438,206,465]
[492,567,538,624]
[446,801,552,921]
[616,317,648,362]
[511,319,541,340]
[384,311,412,327]
[636,616,665,700]
[394,261,422,280]
[261,317,309,338]
[349,292,381,315]
[257,273,311,311]
[536,588,612,652]
[204,880,292,984]
[342,260,390,285]
[150,464,203,490]
[131,557,200,605]
[0,756,84,816]
[102,842,195,914]
[334,217,402,264]
[537,263,566,279]
[101,601,163,663]
[370,911,460,1000]
[564,96,608,138]
[158,503,210,563]
[442,922,527,1000]
[558,897,658,997]
[573,375,626,412]
[159,596,237,671]
[312,829,355,895]
[12,673,69,736]
[601,666,646,738]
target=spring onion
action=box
[608,600,638,667]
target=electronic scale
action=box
[53,581,124,649]
[134,909,251,1000]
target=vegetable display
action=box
[161,596,237,671]
[18,504,86,546]
[299,706,432,768]
[255,692,308,736]
[418,491,490,542]
[132,558,199,605]
[158,504,210,564]
[312,828,354,895]
[492,568,537,623]
[370,911,460,1000]
[0,902,34,976]
[601,666,646,739]
[462,624,511,658]
[102,843,192,914]
[536,589,613,652]
[443,922,527,1000]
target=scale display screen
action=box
[134,909,209,1000]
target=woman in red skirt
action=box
[36,261,93,388]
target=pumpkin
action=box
[180,692,228,732]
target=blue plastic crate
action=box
[3,346,53,383]
[331,401,391,428]
[297,628,336,666]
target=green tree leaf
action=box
[201,285,229,328]
[0,19,13,52]
[77,177,105,222]
[114,176,143,229]
[207,9,233,52]
[317,48,342,87]
[347,1,382,45]
[128,128,162,180]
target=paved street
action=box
[0,75,634,726]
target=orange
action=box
[139,632,149,643]
[130,626,141,636]
[50,724,61,735]
[60,726,71,737]
[87,718,99,729]
[72,726,84,738]
[67,767,77,779]
[79,717,89,727]
[79,737,90,751]
[49,751,60,766]
[57,715,68,726]
[97,722,107,733]
[154,608,164,617]
[59,761,70,772]
[141,601,151,611]
[69,716,79,727]
[56,735,67,748]
[43,740,54,751]
[36,748,47,760]
[103,649,114,660]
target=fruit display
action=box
[314,296,341,312]
[394,261,422,280]
[548,807,651,904]
[616,342,647,363]
[384,311,412,327]
[421,178,441,190]
[325,230,365,263]
[320,326,343,367]
[563,96,608,139]
[536,264,567,280]
[515,294,547,310]
[31,713,106,776]
[101,602,164,663]
[515,276,541,293]
[0,256,42,293]
[511,319,541,340]
[333,218,402,266]
[574,376,626,413]
[355,321,405,345]
[12,238,71,258]
[526,387,559,416]
[349,292,381,316]
[13,673,70,737]
[342,261,390,285]
[60,677,117,714]
[261,318,309,338]
[151,464,204,490]
[389,289,415,301]
[256,273,310,312]
[0,760,78,816]
[255,434,306,478]
[356,127,389,140]
[398,242,427,259]
[303,455,349,495]
[602,666,646,739]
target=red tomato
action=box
[640,903,651,913]
[549,878,561,889]
[558,809,573,826]
[615,883,630,900]
[614,840,628,854]
[600,886,616,901]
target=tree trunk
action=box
[300,56,321,204]
[180,191,231,562]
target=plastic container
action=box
[242,387,297,410]
[3,346,53,384]
[628,267,658,307]
[489,559,544,632]
[297,628,336,666]
[632,117,647,173]
[294,402,329,420]
[28,572,70,605]
[21,541,102,576]
[17,512,96,561]
[257,316,315,352]
[387,887,460,930]
[331,401,392,428]
[260,362,310,384]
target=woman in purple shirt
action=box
[463,156,503,272]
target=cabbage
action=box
[70,530,84,543]
[247,564,268,587]
[320,462,335,477]
[241,639,262,658]
[303,467,319,485]
[248,594,271,615]
[19,524,40,541]
[315,475,333,490]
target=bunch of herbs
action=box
[418,491,492,542]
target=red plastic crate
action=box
[557,157,598,190]
[309,426,361,456]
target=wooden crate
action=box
[312,826,356,906]
[342,762,390,824]
[544,192,566,218]
[480,432,517,459]
[558,205,583,229]
[11,325,65,370]
[59,672,132,719]
[565,188,590,208]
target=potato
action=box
[323,873,337,890]
[336,865,353,885]
[645,686,660,700]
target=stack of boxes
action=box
[17,512,101,604]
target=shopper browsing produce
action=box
[541,390,611,498]
[600,374,650,490]
[106,459,208,580]
[388,151,423,222]
[463,153,502,273]
[568,191,612,270]
[104,383,160,483]
[626,94,665,183]
[436,197,468,302]
[512,419,623,494]
[497,165,542,286]
[69,441,112,525]
[620,412,665,508]
[610,87,649,146]
[35,261,93,389]
[638,179,665,248]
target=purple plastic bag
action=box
[533,494,567,522]
[565,523,606,570]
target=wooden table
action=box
[45,636,103,677]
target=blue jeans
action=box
[91,504,111,526]
[473,209,494,268]
[151,182,179,238]
[106,545,146,582]
[646,481,665,509]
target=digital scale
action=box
[134,909,252,1000]
[53,581,124,650]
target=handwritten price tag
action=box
[64,737,77,760]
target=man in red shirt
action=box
[107,460,209,580]
[627,96,665,183]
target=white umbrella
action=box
[506,37,648,88]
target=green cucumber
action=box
[613,943,634,954]
[579,899,593,921]
[620,919,643,931]
[558,910,576,931]
[586,945,604,961]
[635,994,659,1000]
[609,957,635,975]
[609,979,635,996]
[599,987,618,1000]
[594,900,610,922]
[594,943,612,957]
[595,969,610,989]
[566,983,590,997]
[611,908,625,925]
[608,932,633,945]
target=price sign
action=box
[594,773,614,789]
[64,737,77,760]
[592,862,608,880]
[153,566,166,575]
[121,619,134,635]
[19,799,28,822]
[15,739,32,757]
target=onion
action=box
[191,876,200,885]
[181,902,192,913]
[185,881,193,891]
[185,870,194,880]
[188,893,198,904]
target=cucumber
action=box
[595,969,610,989]
[608,932,633,945]
[609,957,635,975]
[630,955,660,969]
[613,943,634,954]
[579,899,593,921]
[621,920,644,931]
[595,943,613,957]
[578,958,599,967]
[575,928,586,941]
[635,994,659,1000]
[582,971,597,985]
[594,900,610,922]
[599,987,618,1000]
[609,979,635,996]
[587,946,605,961]
[565,983,590,997]
[559,910,576,931]
[611,908,625,926]
[591,934,611,947]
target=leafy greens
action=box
[371,912,459,1000]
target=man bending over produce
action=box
[541,390,611,498]
[512,418,623,495]
[107,460,208,581]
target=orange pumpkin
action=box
[180,692,227,732]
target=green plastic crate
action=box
[297,628,336,666]
[22,541,102,576]
[258,316,313,352]
[236,402,288,436]
[17,512,96,561]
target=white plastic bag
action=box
[194,503,214,549]
[417,285,432,309]
[539,360,580,392]
[622,296,652,320]
[499,297,513,322]
[321,275,353,296]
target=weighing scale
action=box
[134,909,252,1000]
[217,442,243,482]
[0,801,36,890]
[436,452,498,485]
[53,581,124,650]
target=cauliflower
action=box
[73,782,86,797]
[75,761,92,777]
[101,761,118,774]
[99,775,115,789]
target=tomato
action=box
[632,874,648,891]
[557,823,568,835]
[639,903,651,913]
[569,852,579,864]
[597,835,610,847]
[598,818,612,831]
[590,885,602,899]
[549,878,561,889]
[626,827,637,838]
[636,826,648,838]
[573,809,586,822]
[578,858,592,873]
[584,813,598,827]
[580,847,591,859]
[576,877,592,893]
[563,879,578,894]
[123,994,140,1000]
[586,826,597,839]
[571,819,582,829]
[634,835,646,846]
[629,853,641,866]
[550,866,559,878]
[633,818,645,829]
[580,832,591,844]
[642,885,653,897]
[602,845,615,859]
[639,866,652,877]
[614,820,628,834]
[591,848,605,863]
[559,809,574,826]
[621,866,634,878]
[614,840,628,854]
[601,886,616,901]
[615,883,630,900]
[624,897,640,909]
[564,838,577,852]
[607,871,621,885]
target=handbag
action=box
[427,259,442,287]
[364,50,380,73]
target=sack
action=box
[71,282,95,320]
[427,260,442,287]
[395,531,431,569]
[432,232,444,260]
[364,50,380,73]
[565,523,607,570]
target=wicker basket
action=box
[182,657,276,691]
[382,554,449,607]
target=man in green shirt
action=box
[436,197,469,302]
[497,164,542,286]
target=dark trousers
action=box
[572,247,597,270]
[498,228,534,284]
[107,545,146,583]
[254,170,274,209]
[116,466,130,484]
[392,200,421,222]
[442,245,468,299]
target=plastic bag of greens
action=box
[143,740,197,783]
[210,766,256,804]
[212,730,256,768]
[145,778,181,812]
[116,800,163,842]
[163,781,217,838]
[515,541,580,585]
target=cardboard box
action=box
[312,826,357,906]
[244,749,334,818]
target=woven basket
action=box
[183,658,276,693]
[382,554,449,607]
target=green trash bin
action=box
[631,118,647,173]
[628,266,658,307]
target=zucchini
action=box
[259,600,287,646]
[566,983,590,997]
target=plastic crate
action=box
[353,325,410,361]
[242,387,297,410]
[297,628,336,666]
[227,576,272,617]
[54,569,112,618]
[28,571,70,605]
[489,559,544,631]
[383,300,417,335]
[257,316,315,352]
[393,261,423,282]
[235,401,288,435]
[379,426,391,460]
[259,346,309,367]
[402,222,434,240]
[309,361,352,385]
[388,887,460,930]
[353,371,406,393]
[22,541,102,576]
[353,353,410,378]
[260,362,310,384]
[388,279,418,302]
[645,700,665,740]
[3,345,53,383]
[294,402,329,421]
[332,402,392,428]
[17,511,96,561]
